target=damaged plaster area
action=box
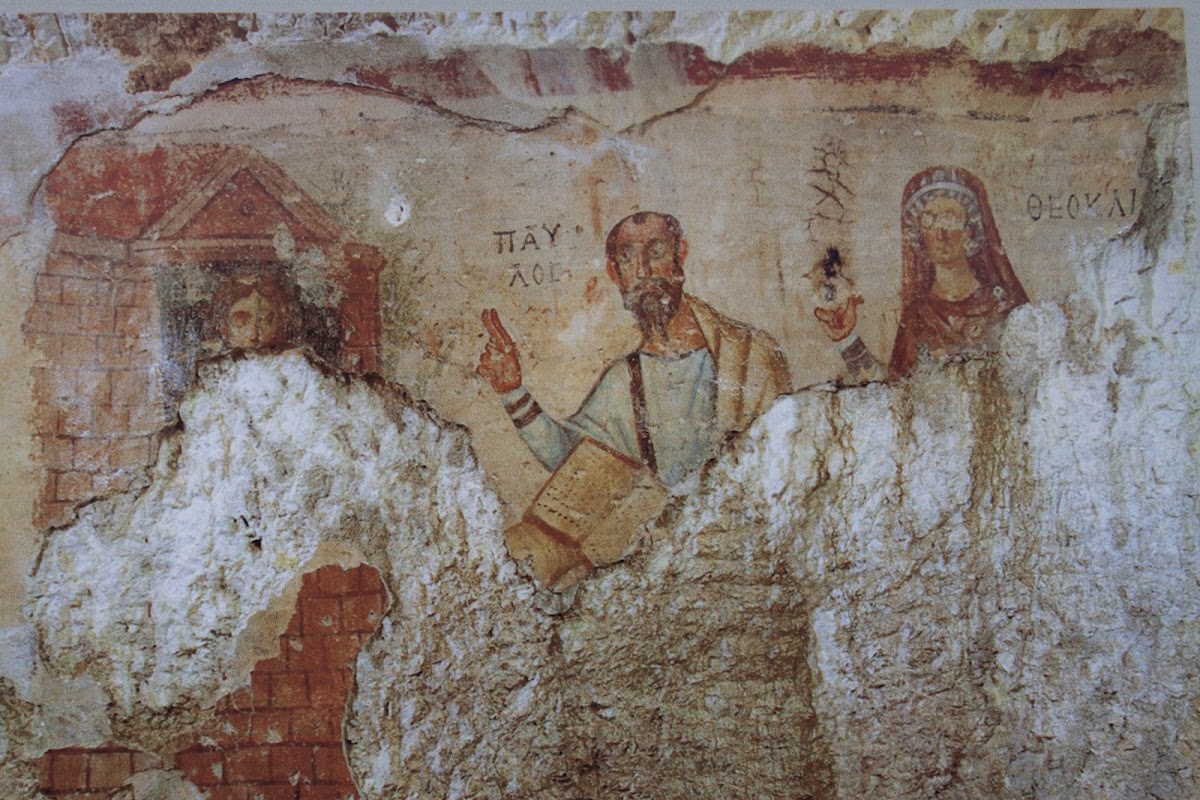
[0,107,1192,800]
[0,9,1197,800]
[26,354,506,737]
[0,9,1187,234]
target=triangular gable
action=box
[173,170,313,242]
[142,149,343,242]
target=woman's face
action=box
[918,195,971,269]
[224,289,286,349]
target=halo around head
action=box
[902,168,986,256]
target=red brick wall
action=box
[38,563,388,800]
[24,245,165,529]
[23,237,387,530]
[37,746,163,798]
[337,244,384,374]
[33,145,387,531]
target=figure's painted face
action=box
[611,216,681,288]
[224,290,286,349]
[918,195,971,269]
[609,216,685,338]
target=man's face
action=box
[608,216,686,338]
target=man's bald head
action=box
[605,212,685,272]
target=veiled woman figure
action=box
[815,166,1029,379]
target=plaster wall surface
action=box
[0,10,1195,800]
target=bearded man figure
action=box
[478,211,792,488]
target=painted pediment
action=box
[143,149,343,243]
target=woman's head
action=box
[214,271,298,350]
[902,169,986,266]
[899,167,1026,306]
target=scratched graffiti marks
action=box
[804,137,856,240]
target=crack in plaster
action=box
[1,12,1196,800]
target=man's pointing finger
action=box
[483,308,516,350]
[481,308,502,341]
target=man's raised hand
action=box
[477,308,522,393]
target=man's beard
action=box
[624,277,684,340]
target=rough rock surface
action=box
[1,10,1183,67]
[27,354,500,741]
[0,10,1196,800]
[8,107,1193,798]
[694,109,1196,798]
[24,345,830,798]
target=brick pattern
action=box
[38,564,386,799]
[32,144,386,531]
[173,563,385,799]
[337,244,385,374]
[24,248,165,528]
[37,746,163,797]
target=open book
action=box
[504,437,669,590]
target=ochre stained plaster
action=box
[0,10,1195,800]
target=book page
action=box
[528,438,642,546]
